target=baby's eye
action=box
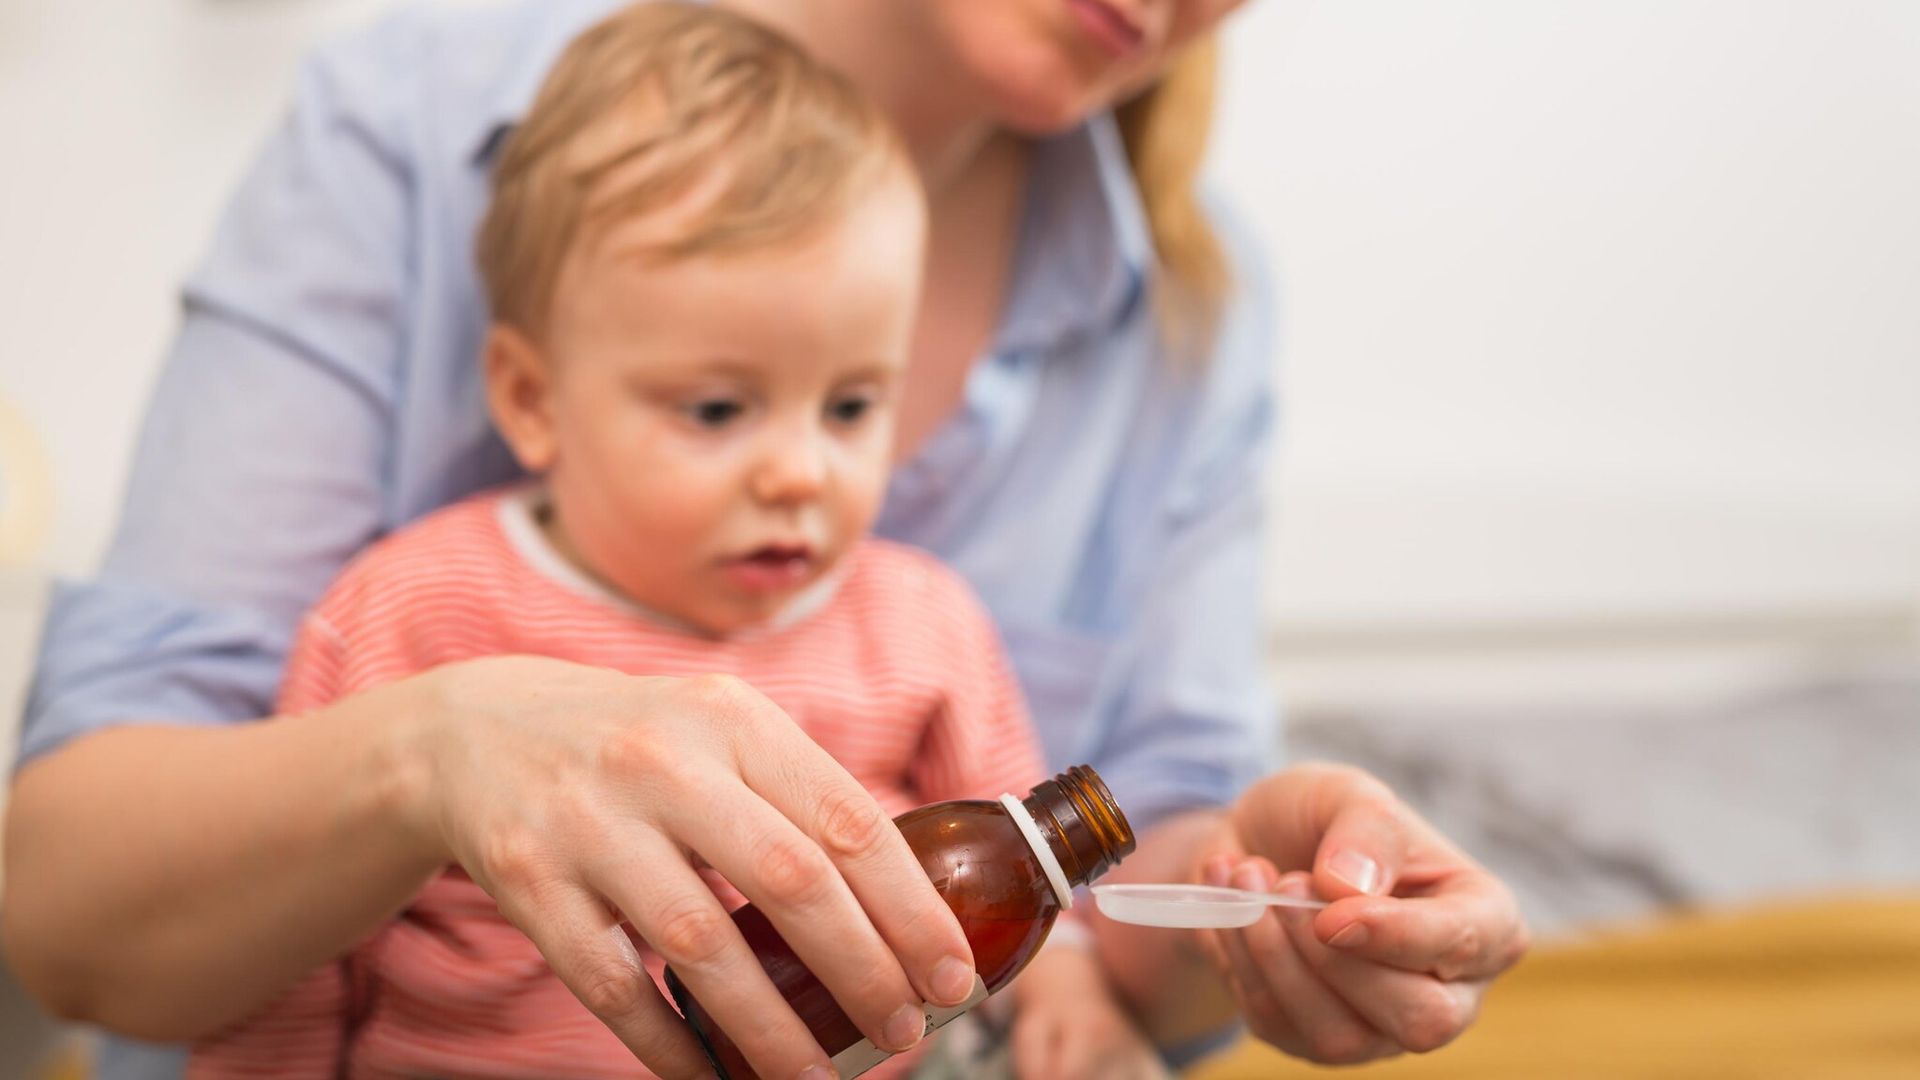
[684,398,745,428]
[828,394,874,425]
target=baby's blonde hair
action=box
[476,2,906,338]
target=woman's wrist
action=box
[338,669,452,871]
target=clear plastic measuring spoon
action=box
[1090,883,1329,929]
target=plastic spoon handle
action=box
[1090,883,1330,929]
[1250,893,1331,910]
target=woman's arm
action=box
[3,680,440,1038]
[6,659,987,1080]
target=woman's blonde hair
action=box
[475,2,904,338]
[1116,37,1229,354]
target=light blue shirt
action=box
[23,1,1277,1070]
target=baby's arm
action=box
[1009,940,1171,1080]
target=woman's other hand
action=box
[1196,764,1529,1064]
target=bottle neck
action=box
[1020,766,1137,889]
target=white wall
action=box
[1215,1,1920,637]
[2,1,1917,725]
[1,0,386,575]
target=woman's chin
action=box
[996,83,1109,137]
[970,45,1112,135]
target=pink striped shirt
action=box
[189,490,1046,1079]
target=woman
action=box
[4,1,1526,1078]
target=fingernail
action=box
[1203,857,1232,886]
[1231,864,1266,892]
[1328,922,1370,949]
[1275,875,1311,899]
[796,1065,837,1080]
[1328,850,1382,895]
[931,955,974,1005]
[884,1002,926,1052]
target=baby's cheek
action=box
[840,462,892,526]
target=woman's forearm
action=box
[1091,809,1242,1045]
[1,678,444,1041]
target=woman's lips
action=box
[1065,0,1146,59]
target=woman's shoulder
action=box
[290,0,621,160]
[303,0,616,76]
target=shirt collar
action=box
[994,112,1154,358]
[495,485,844,640]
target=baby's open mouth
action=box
[721,544,816,592]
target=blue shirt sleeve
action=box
[1079,211,1283,831]
[17,22,419,766]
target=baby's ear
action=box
[484,323,558,472]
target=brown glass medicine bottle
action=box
[665,765,1137,1079]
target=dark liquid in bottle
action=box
[670,802,1057,1078]
[668,768,1134,1080]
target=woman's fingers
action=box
[1226,761,1527,971]
[426,664,984,1072]
[1213,764,1528,1060]
[1196,858,1307,1057]
[587,836,836,1079]
[491,876,713,1080]
[1225,764,1406,894]
[1274,890,1484,1055]
[1307,779,1409,902]
[1312,873,1530,980]
[1215,865,1401,1065]
[663,770,934,1057]
[726,692,977,1008]
[1294,768,1529,980]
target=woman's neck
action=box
[720,0,1034,461]
[718,0,1002,195]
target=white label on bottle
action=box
[828,975,990,1077]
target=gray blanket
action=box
[1286,670,1920,937]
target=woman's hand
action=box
[1196,763,1529,1064]
[400,656,979,1080]
[1011,944,1171,1080]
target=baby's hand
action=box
[1010,941,1171,1080]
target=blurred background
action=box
[2,0,1917,1077]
